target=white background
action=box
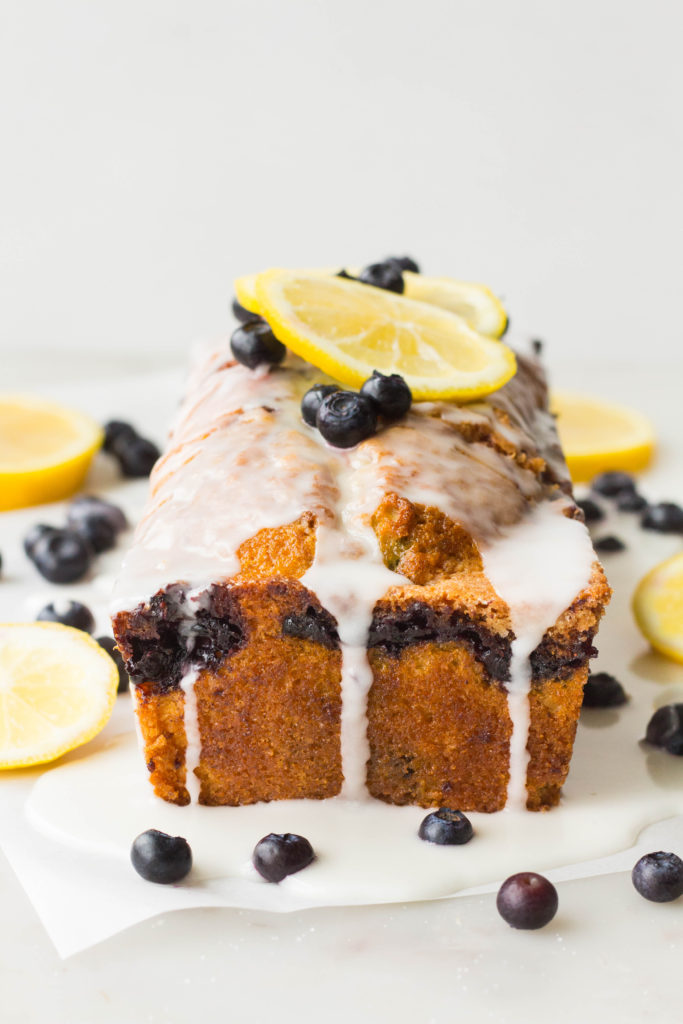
[1,0,682,369]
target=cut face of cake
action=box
[111,281,610,812]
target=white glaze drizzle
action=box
[112,342,596,806]
[180,666,202,804]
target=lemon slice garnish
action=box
[253,269,516,401]
[402,272,507,337]
[0,395,103,511]
[0,623,118,768]
[633,552,683,664]
[550,391,655,484]
[235,268,507,338]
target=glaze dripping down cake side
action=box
[111,344,610,811]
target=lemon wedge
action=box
[236,268,507,338]
[550,391,655,483]
[253,269,517,401]
[0,395,103,511]
[633,552,683,664]
[0,623,118,768]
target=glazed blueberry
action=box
[496,872,559,930]
[230,321,286,370]
[116,437,160,478]
[316,391,377,448]
[358,261,404,294]
[591,471,636,497]
[103,420,137,454]
[252,833,315,883]
[23,523,59,558]
[616,490,648,513]
[231,296,262,324]
[582,671,628,708]
[96,636,130,693]
[593,535,626,553]
[386,255,420,274]
[130,829,192,884]
[641,502,683,534]
[301,384,341,427]
[418,808,474,846]
[645,704,683,755]
[37,600,95,633]
[360,371,412,421]
[576,497,605,524]
[632,852,683,903]
[28,528,92,584]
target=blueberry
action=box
[23,524,59,558]
[360,371,412,421]
[616,490,648,513]
[641,502,683,534]
[103,420,137,454]
[130,829,192,884]
[576,497,605,524]
[230,321,286,370]
[645,704,683,755]
[594,535,626,553]
[37,600,95,633]
[301,384,340,427]
[231,296,262,324]
[116,437,160,478]
[496,872,559,930]
[358,261,404,294]
[252,833,315,883]
[28,528,92,584]
[591,471,636,497]
[316,391,377,448]
[632,852,683,903]
[336,268,356,280]
[67,495,126,552]
[531,338,543,355]
[582,671,628,708]
[385,255,420,274]
[418,808,474,845]
[96,636,130,693]
[68,495,127,534]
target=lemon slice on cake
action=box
[633,553,683,664]
[0,622,118,768]
[235,268,507,338]
[253,269,516,401]
[0,395,103,511]
[551,391,655,483]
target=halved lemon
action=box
[0,395,103,511]
[235,268,507,338]
[253,269,517,401]
[633,552,683,664]
[550,391,655,483]
[0,623,118,768]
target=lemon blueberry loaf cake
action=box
[111,263,610,811]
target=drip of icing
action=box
[180,666,201,804]
[302,523,403,800]
[480,500,596,808]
